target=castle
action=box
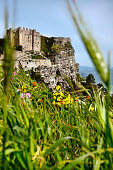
[0,27,79,89]
[7,27,41,51]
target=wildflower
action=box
[70,98,73,104]
[23,89,27,93]
[33,86,37,89]
[56,85,61,91]
[87,96,90,99]
[57,96,61,101]
[26,93,31,98]
[75,98,78,101]
[52,101,56,105]
[62,101,65,104]
[11,77,14,81]
[53,96,56,100]
[40,99,43,103]
[14,72,16,76]
[54,92,59,96]
[22,83,26,90]
[57,102,61,107]
[90,106,94,111]
[20,93,26,98]
[33,82,36,87]
[60,92,64,97]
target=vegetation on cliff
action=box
[41,36,54,55]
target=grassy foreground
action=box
[0,65,113,169]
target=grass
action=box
[0,65,113,169]
[0,0,113,169]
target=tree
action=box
[86,73,95,85]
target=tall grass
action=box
[0,0,113,169]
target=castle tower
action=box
[32,29,41,52]
[7,27,41,52]
[7,28,15,47]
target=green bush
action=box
[41,36,54,55]
[16,45,22,51]
[31,54,43,59]
[0,39,4,54]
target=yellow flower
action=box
[57,96,61,101]
[23,89,27,93]
[53,96,56,100]
[33,86,37,89]
[56,85,61,91]
[70,98,73,104]
[57,102,61,107]
[55,92,59,96]
[90,106,94,111]
[22,82,26,89]
[52,101,56,105]
[60,92,64,97]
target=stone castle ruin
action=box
[0,27,79,89]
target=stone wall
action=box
[19,27,33,51]
[17,59,51,72]
[32,29,41,51]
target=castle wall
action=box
[32,29,41,51]
[19,28,32,51]
[7,28,15,46]
[15,59,51,71]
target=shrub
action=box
[16,45,22,51]
[31,55,43,59]
[41,36,54,55]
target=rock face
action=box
[0,27,79,90]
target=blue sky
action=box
[0,0,113,67]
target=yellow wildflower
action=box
[52,101,56,105]
[90,106,94,111]
[56,85,61,91]
[53,96,56,100]
[23,89,27,93]
[22,82,26,89]
[70,98,73,104]
[57,102,61,107]
[60,92,64,97]
[55,92,59,96]
[57,96,61,101]
[33,86,37,89]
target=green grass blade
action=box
[43,137,73,156]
